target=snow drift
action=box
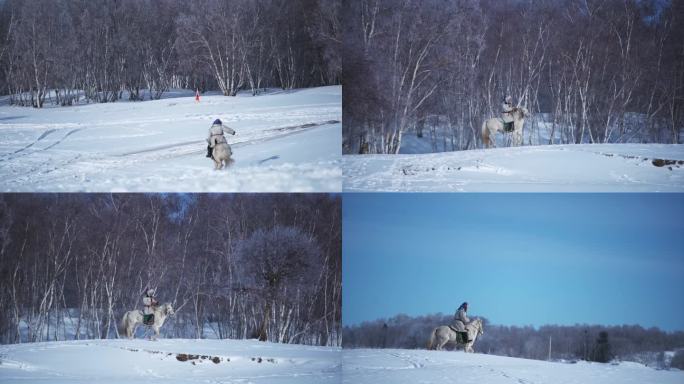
[343,144,684,192]
[342,348,684,384]
[0,338,341,384]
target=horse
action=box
[482,107,529,148]
[211,126,236,170]
[119,303,174,340]
[427,317,484,353]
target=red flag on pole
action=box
[195,89,200,103]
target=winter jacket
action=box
[143,295,158,315]
[502,101,515,123]
[207,123,235,147]
[452,308,470,332]
[207,124,227,147]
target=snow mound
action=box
[0,86,341,192]
[342,348,684,384]
[343,144,684,192]
[0,339,341,384]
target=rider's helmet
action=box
[147,289,155,296]
[460,302,468,310]
[213,118,222,125]
[504,95,513,104]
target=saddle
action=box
[448,325,471,343]
[143,313,155,325]
[503,121,514,132]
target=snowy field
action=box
[0,86,341,192]
[343,144,684,192]
[0,339,341,384]
[342,348,684,384]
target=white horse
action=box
[427,317,484,353]
[482,107,529,148]
[119,303,174,340]
[211,126,236,170]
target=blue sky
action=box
[343,193,684,331]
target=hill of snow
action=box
[342,348,684,384]
[0,339,340,384]
[343,144,684,192]
[0,86,341,192]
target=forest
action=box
[0,194,342,346]
[0,0,341,107]
[343,313,684,368]
[343,0,684,153]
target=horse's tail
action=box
[427,328,436,350]
[117,312,127,338]
[481,120,489,148]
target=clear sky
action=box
[343,193,684,331]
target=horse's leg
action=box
[513,122,523,146]
[439,332,450,351]
[486,124,496,148]
[486,123,498,148]
[130,321,139,339]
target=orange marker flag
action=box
[195,89,200,103]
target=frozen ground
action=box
[0,86,341,192]
[343,144,684,192]
[0,339,341,384]
[342,348,684,384]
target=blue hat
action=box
[213,119,222,125]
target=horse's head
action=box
[163,303,175,316]
[474,318,484,336]
[514,107,530,119]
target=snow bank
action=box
[342,348,684,384]
[0,339,341,384]
[344,144,684,192]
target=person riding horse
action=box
[452,302,472,343]
[142,289,158,325]
[501,96,515,132]
[206,118,235,158]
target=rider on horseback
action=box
[206,118,235,158]
[501,96,515,132]
[142,289,158,325]
[452,302,472,343]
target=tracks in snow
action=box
[0,120,340,190]
[0,128,56,158]
[0,128,82,162]
[385,351,539,384]
[118,119,340,159]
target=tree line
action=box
[0,0,341,107]
[0,194,341,346]
[343,0,684,153]
[343,313,684,368]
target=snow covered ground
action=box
[0,339,341,384]
[342,348,684,384]
[343,144,684,192]
[0,86,341,192]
